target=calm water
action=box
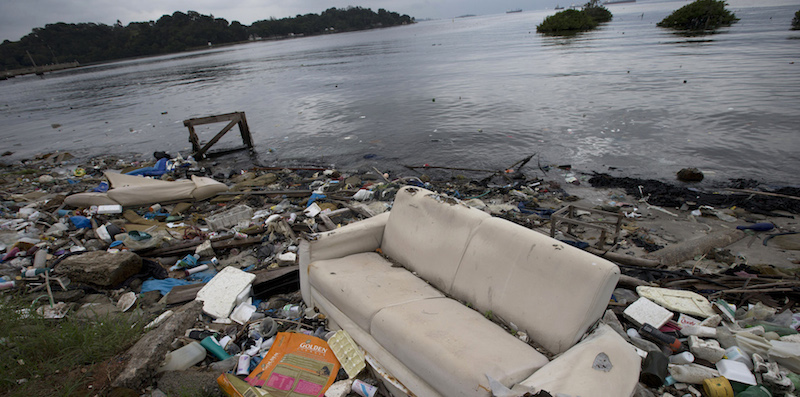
[1,0,799,185]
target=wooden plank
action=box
[186,124,200,153]
[165,282,207,305]
[184,112,241,126]
[195,118,239,158]
[238,112,254,149]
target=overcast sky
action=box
[0,0,558,42]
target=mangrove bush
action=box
[536,0,611,34]
[657,0,739,31]
[793,10,800,30]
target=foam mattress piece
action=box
[308,252,444,332]
[195,266,256,320]
[636,286,715,318]
[371,297,548,397]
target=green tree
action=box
[537,9,598,33]
[657,0,739,31]
[583,0,613,23]
[792,10,800,30]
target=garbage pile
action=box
[1,151,799,397]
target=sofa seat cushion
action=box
[371,298,549,397]
[308,252,444,332]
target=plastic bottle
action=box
[669,352,695,364]
[33,248,47,268]
[352,380,378,397]
[186,264,209,275]
[157,341,206,372]
[0,281,15,290]
[236,354,251,376]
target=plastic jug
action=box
[157,341,206,372]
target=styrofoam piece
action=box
[716,359,757,385]
[205,205,254,231]
[623,297,674,328]
[688,336,725,363]
[668,364,720,384]
[327,330,366,378]
[725,346,753,370]
[195,267,256,320]
[230,301,257,325]
[97,204,123,214]
[636,286,715,318]
[325,379,354,397]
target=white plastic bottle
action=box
[157,341,206,372]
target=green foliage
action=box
[792,10,800,30]
[0,296,145,397]
[537,9,599,34]
[584,0,613,23]
[0,7,414,70]
[657,0,739,31]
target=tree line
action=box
[0,7,414,70]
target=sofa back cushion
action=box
[381,186,490,295]
[450,217,620,354]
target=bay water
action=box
[1,0,798,185]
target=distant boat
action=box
[555,4,565,9]
[506,9,523,13]
[603,0,635,4]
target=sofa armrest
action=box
[518,324,641,397]
[299,212,390,307]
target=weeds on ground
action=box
[0,293,145,397]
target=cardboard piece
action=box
[243,332,341,397]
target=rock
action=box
[139,290,162,307]
[57,251,143,287]
[84,239,106,251]
[113,301,203,390]
[157,371,223,397]
[345,175,362,187]
[51,289,86,302]
[676,168,704,182]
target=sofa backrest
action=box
[450,217,620,354]
[381,186,490,295]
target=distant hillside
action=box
[0,7,414,70]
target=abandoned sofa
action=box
[63,172,228,208]
[300,186,641,397]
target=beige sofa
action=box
[299,186,641,397]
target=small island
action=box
[793,10,800,30]
[657,0,738,31]
[536,0,612,35]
